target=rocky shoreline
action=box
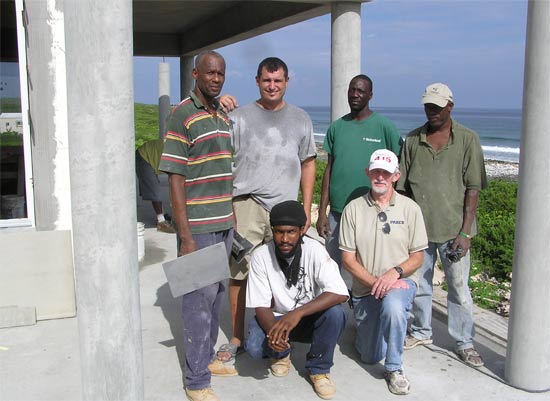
[315,145,519,181]
[484,159,519,180]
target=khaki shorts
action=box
[230,196,273,280]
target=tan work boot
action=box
[185,387,219,401]
[208,359,238,377]
[310,373,336,399]
[156,220,176,233]
[270,354,291,377]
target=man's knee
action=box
[320,304,346,326]
[245,318,266,359]
[379,295,408,322]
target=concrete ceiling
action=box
[132,0,367,57]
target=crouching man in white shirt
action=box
[245,200,348,400]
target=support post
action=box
[180,55,195,101]
[64,0,144,399]
[505,0,550,392]
[330,2,361,122]
[158,62,170,138]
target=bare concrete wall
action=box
[0,229,75,321]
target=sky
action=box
[133,0,528,109]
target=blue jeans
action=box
[409,241,475,351]
[352,279,416,372]
[245,304,347,375]
[325,211,342,269]
[180,229,233,390]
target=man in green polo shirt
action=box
[316,75,403,270]
[340,149,428,395]
[396,83,488,368]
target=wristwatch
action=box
[394,266,404,279]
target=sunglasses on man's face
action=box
[378,212,391,234]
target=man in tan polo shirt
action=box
[339,149,428,396]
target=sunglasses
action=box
[378,212,391,234]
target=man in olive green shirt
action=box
[396,83,487,368]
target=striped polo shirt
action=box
[159,91,233,234]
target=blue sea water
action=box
[303,106,521,163]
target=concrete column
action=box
[505,0,550,392]
[63,1,144,400]
[330,2,361,122]
[180,55,195,101]
[158,62,170,138]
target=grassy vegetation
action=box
[0,97,21,113]
[134,103,161,149]
[0,131,23,146]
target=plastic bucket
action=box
[137,222,145,262]
[1,195,26,219]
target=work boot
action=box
[310,373,336,399]
[208,359,238,377]
[185,387,219,401]
[270,354,291,377]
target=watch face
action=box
[395,266,403,276]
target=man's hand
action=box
[219,94,238,113]
[178,236,197,257]
[316,212,330,239]
[266,311,301,352]
[452,234,471,254]
[371,268,402,299]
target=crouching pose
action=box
[245,200,348,400]
[339,150,428,395]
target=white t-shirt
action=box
[246,236,349,315]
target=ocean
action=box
[303,106,521,163]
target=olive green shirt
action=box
[339,191,428,297]
[396,119,488,243]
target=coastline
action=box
[484,159,519,181]
[315,145,519,181]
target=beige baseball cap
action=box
[369,149,399,173]
[422,83,454,107]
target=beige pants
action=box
[230,196,273,280]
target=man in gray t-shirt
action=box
[211,57,316,377]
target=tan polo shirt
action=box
[339,191,428,297]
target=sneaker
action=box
[185,387,219,401]
[384,369,410,395]
[456,347,484,368]
[208,359,238,377]
[157,220,176,233]
[403,334,433,350]
[310,373,336,399]
[270,354,291,377]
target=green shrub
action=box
[468,261,511,310]
[134,103,160,149]
[471,179,518,281]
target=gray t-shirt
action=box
[230,102,316,210]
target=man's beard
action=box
[274,237,303,288]
[371,181,389,195]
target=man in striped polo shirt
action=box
[159,50,233,401]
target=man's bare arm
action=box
[316,154,333,239]
[169,173,196,256]
[300,156,316,232]
[453,189,480,253]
